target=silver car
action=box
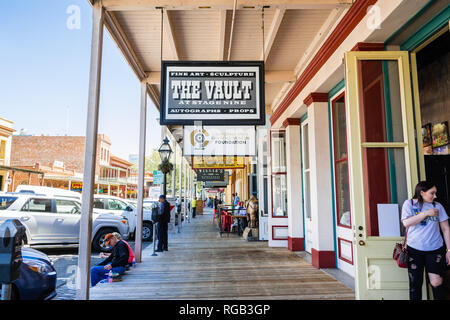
[0,193,129,252]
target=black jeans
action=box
[407,245,446,300]
[157,222,168,251]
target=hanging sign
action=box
[160,61,265,125]
[196,169,225,182]
[183,126,256,156]
[192,156,245,169]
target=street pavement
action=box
[41,241,152,300]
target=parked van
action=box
[15,185,82,201]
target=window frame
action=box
[331,91,352,229]
[269,129,288,218]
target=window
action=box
[94,199,105,209]
[56,200,81,214]
[0,196,17,210]
[332,93,351,228]
[0,140,5,161]
[108,199,127,210]
[23,198,52,212]
[270,130,287,217]
[272,174,287,216]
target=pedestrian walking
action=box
[401,181,450,300]
[156,194,171,252]
[192,197,197,218]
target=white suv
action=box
[93,195,154,241]
[0,193,130,252]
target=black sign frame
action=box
[160,60,265,126]
[195,169,226,182]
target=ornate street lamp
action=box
[158,137,173,196]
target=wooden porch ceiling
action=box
[95,0,351,130]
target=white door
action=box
[301,121,313,253]
[24,198,59,243]
[345,51,421,299]
[257,128,269,240]
[54,199,82,243]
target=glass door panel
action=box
[345,51,419,300]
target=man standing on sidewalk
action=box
[192,197,197,219]
[156,194,171,252]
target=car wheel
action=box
[142,222,153,242]
[92,228,115,253]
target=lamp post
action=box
[158,137,173,196]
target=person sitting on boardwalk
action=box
[90,233,129,286]
[113,232,135,267]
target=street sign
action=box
[183,126,256,156]
[153,170,164,185]
[196,169,225,182]
[160,61,265,125]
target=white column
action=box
[284,120,304,251]
[171,139,177,198]
[183,159,188,223]
[135,80,147,263]
[76,1,104,300]
[178,145,182,232]
[308,98,335,268]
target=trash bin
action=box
[0,219,26,284]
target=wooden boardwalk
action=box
[90,209,355,300]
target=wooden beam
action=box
[218,10,227,60]
[102,0,353,11]
[135,80,148,263]
[163,10,180,60]
[76,1,104,301]
[103,11,147,80]
[261,7,286,61]
[265,70,296,83]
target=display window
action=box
[270,130,287,217]
[332,93,351,228]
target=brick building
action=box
[10,134,139,198]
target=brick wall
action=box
[11,135,111,175]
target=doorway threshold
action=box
[294,251,355,292]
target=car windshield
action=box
[0,196,18,210]
[128,202,136,209]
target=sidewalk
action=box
[89,208,354,300]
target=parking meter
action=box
[150,202,159,223]
[150,203,159,257]
[0,219,25,283]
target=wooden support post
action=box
[135,80,147,263]
[178,145,182,232]
[171,139,176,198]
[75,2,104,301]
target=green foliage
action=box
[158,159,173,174]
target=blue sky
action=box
[0,0,162,160]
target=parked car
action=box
[15,185,82,201]
[0,193,129,252]
[94,195,158,241]
[0,247,57,300]
[144,196,183,225]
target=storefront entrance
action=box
[411,25,450,299]
[345,50,420,299]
